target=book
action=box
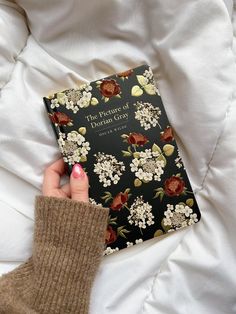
[43,64,201,255]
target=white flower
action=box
[93,152,125,187]
[50,98,60,109]
[135,239,143,244]
[89,198,103,207]
[58,130,90,165]
[128,196,154,229]
[175,149,184,169]
[126,242,134,247]
[163,203,198,231]
[188,213,198,225]
[103,247,119,256]
[130,149,165,183]
[134,101,161,130]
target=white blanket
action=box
[0,0,236,313]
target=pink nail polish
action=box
[72,164,85,179]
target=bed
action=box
[0,0,236,313]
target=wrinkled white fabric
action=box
[0,0,236,313]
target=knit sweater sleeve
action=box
[0,195,110,314]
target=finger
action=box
[42,158,66,195]
[61,183,71,197]
[70,163,89,202]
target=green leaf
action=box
[90,97,99,105]
[124,188,131,194]
[117,225,126,233]
[144,83,156,95]
[127,146,132,154]
[131,85,143,97]
[154,229,164,237]
[133,152,140,158]
[115,94,121,98]
[153,191,164,200]
[152,143,162,153]
[163,144,175,156]
[78,127,86,135]
[186,198,194,207]
[80,156,87,162]
[122,150,132,157]
[157,154,167,166]
[104,97,110,103]
[136,75,148,87]
[161,218,171,233]
[134,178,142,187]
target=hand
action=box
[42,158,89,202]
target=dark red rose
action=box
[127,132,148,146]
[164,176,185,197]
[100,79,121,98]
[117,69,133,77]
[49,112,72,126]
[160,126,174,142]
[105,226,117,244]
[110,192,129,211]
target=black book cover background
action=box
[43,64,201,251]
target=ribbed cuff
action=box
[31,195,110,313]
[34,195,109,250]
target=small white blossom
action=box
[130,149,165,183]
[50,98,60,109]
[58,130,90,165]
[103,247,119,256]
[175,149,184,169]
[128,196,154,229]
[163,203,198,231]
[94,152,125,187]
[134,101,161,130]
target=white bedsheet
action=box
[0,0,236,313]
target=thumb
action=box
[70,163,89,202]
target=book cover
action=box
[43,64,201,255]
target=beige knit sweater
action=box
[0,195,110,314]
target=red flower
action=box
[105,226,117,244]
[110,192,129,211]
[117,69,133,78]
[160,126,174,142]
[164,176,185,197]
[127,132,148,146]
[49,112,72,126]
[100,79,121,98]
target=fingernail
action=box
[72,163,85,179]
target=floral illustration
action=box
[117,69,133,80]
[48,111,73,126]
[131,66,160,97]
[49,83,99,114]
[128,196,155,231]
[134,101,161,130]
[103,247,119,256]
[105,225,117,245]
[164,176,185,196]
[57,129,90,165]
[175,149,184,169]
[89,198,103,207]
[130,149,165,183]
[162,202,198,232]
[96,79,121,102]
[126,238,143,247]
[153,174,194,201]
[160,126,174,142]
[93,152,125,187]
[101,188,131,211]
